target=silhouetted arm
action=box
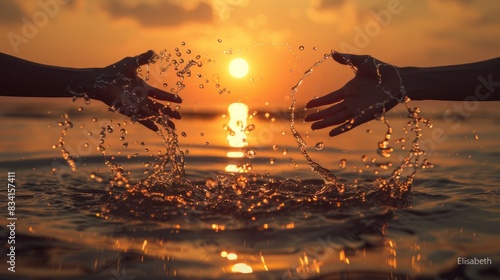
[404,57,500,101]
[305,53,500,137]
[0,51,182,131]
[0,52,94,98]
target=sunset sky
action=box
[1,0,499,110]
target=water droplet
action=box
[163,83,168,87]
[282,148,287,155]
[245,124,255,132]
[272,145,279,151]
[361,155,368,162]
[269,158,275,164]
[315,142,324,150]
[199,84,204,89]
[338,159,347,169]
[299,46,305,50]
[181,132,187,137]
[123,142,128,149]
[245,149,256,158]
[200,133,204,137]
[77,107,84,112]
[217,39,222,43]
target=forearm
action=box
[403,57,500,101]
[0,52,97,98]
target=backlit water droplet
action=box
[315,142,324,150]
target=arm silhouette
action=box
[305,52,500,137]
[0,50,181,131]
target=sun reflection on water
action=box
[225,102,252,172]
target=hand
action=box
[304,52,406,137]
[83,50,181,131]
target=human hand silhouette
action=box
[84,50,181,131]
[304,52,407,137]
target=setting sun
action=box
[228,58,249,78]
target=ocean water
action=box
[1,96,499,280]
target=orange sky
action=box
[1,0,499,110]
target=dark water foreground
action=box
[1,155,499,279]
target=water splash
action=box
[289,53,341,192]
[290,51,433,200]
[56,44,433,223]
[59,47,202,188]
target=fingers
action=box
[135,50,156,66]
[305,102,346,122]
[148,85,182,103]
[306,89,344,108]
[310,109,352,130]
[329,112,373,137]
[146,99,181,119]
[332,52,372,67]
[138,119,159,132]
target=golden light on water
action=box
[231,263,253,274]
[228,58,249,78]
[226,103,249,148]
[225,103,250,172]
[226,151,245,158]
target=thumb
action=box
[135,50,157,66]
[332,52,372,67]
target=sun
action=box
[228,58,249,78]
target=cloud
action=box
[0,0,25,24]
[103,0,214,27]
[306,0,359,33]
[314,0,346,9]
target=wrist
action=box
[66,67,102,100]
[399,66,431,101]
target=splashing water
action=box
[61,47,201,188]
[290,53,340,193]
[289,51,433,201]
[57,44,434,222]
